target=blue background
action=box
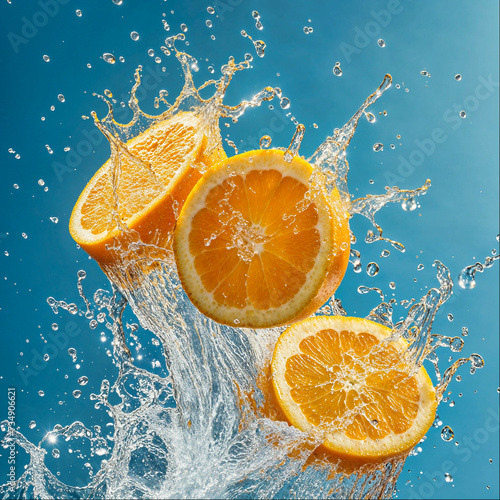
[0,0,498,498]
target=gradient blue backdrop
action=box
[1,1,498,498]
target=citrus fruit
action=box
[69,111,225,267]
[271,316,437,462]
[173,149,350,328]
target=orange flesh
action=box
[81,121,197,235]
[284,329,420,440]
[188,169,321,310]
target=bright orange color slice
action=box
[271,316,437,461]
[69,112,225,267]
[173,149,350,328]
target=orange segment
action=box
[69,111,225,267]
[271,316,437,461]
[173,149,350,328]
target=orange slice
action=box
[271,316,437,462]
[69,111,225,267]
[173,149,350,328]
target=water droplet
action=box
[259,136,272,149]
[119,56,125,63]
[455,74,462,81]
[43,55,50,62]
[461,326,468,336]
[112,0,123,4]
[78,376,89,386]
[21,232,28,239]
[444,472,453,483]
[38,390,45,397]
[207,65,214,74]
[381,250,390,258]
[441,426,454,441]
[68,348,77,362]
[432,415,443,428]
[73,390,82,399]
[377,39,386,47]
[253,39,266,58]
[50,216,59,224]
[420,70,431,77]
[390,144,395,149]
[401,197,417,211]
[280,97,290,109]
[470,353,484,374]
[45,145,53,154]
[417,264,424,271]
[76,9,82,17]
[459,110,466,118]
[333,63,342,76]
[103,53,115,64]
[373,143,383,152]
[366,262,379,277]
[38,179,45,186]
[405,88,409,92]
[180,23,188,32]
[43,354,49,361]
[447,313,454,322]
[303,26,313,34]
[29,421,36,429]
[52,449,60,458]
[51,323,58,331]
[207,6,215,14]
[206,20,212,28]
[389,282,396,289]
[365,112,376,123]
[155,56,161,64]
[148,49,155,57]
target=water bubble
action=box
[148,49,155,57]
[29,421,36,429]
[78,376,89,386]
[377,39,386,47]
[381,250,390,258]
[455,74,462,81]
[420,70,431,77]
[366,262,380,277]
[447,313,454,322]
[441,426,454,441]
[51,323,58,331]
[119,56,125,63]
[180,23,188,32]
[57,94,65,103]
[130,31,139,41]
[401,197,417,211]
[38,390,45,397]
[52,449,60,458]
[206,20,212,28]
[73,390,82,399]
[390,144,395,149]
[444,473,453,483]
[155,56,161,64]
[76,9,82,17]
[389,282,396,289]
[461,326,468,336]
[459,110,466,118]
[332,63,342,76]
[259,136,272,149]
[43,55,50,62]
[373,143,383,152]
[43,354,49,361]
[103,53,115,64]
[207,6,215,14]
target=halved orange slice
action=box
[271,316,437,461]
[173,149,350,328]
[69,111,225,267]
